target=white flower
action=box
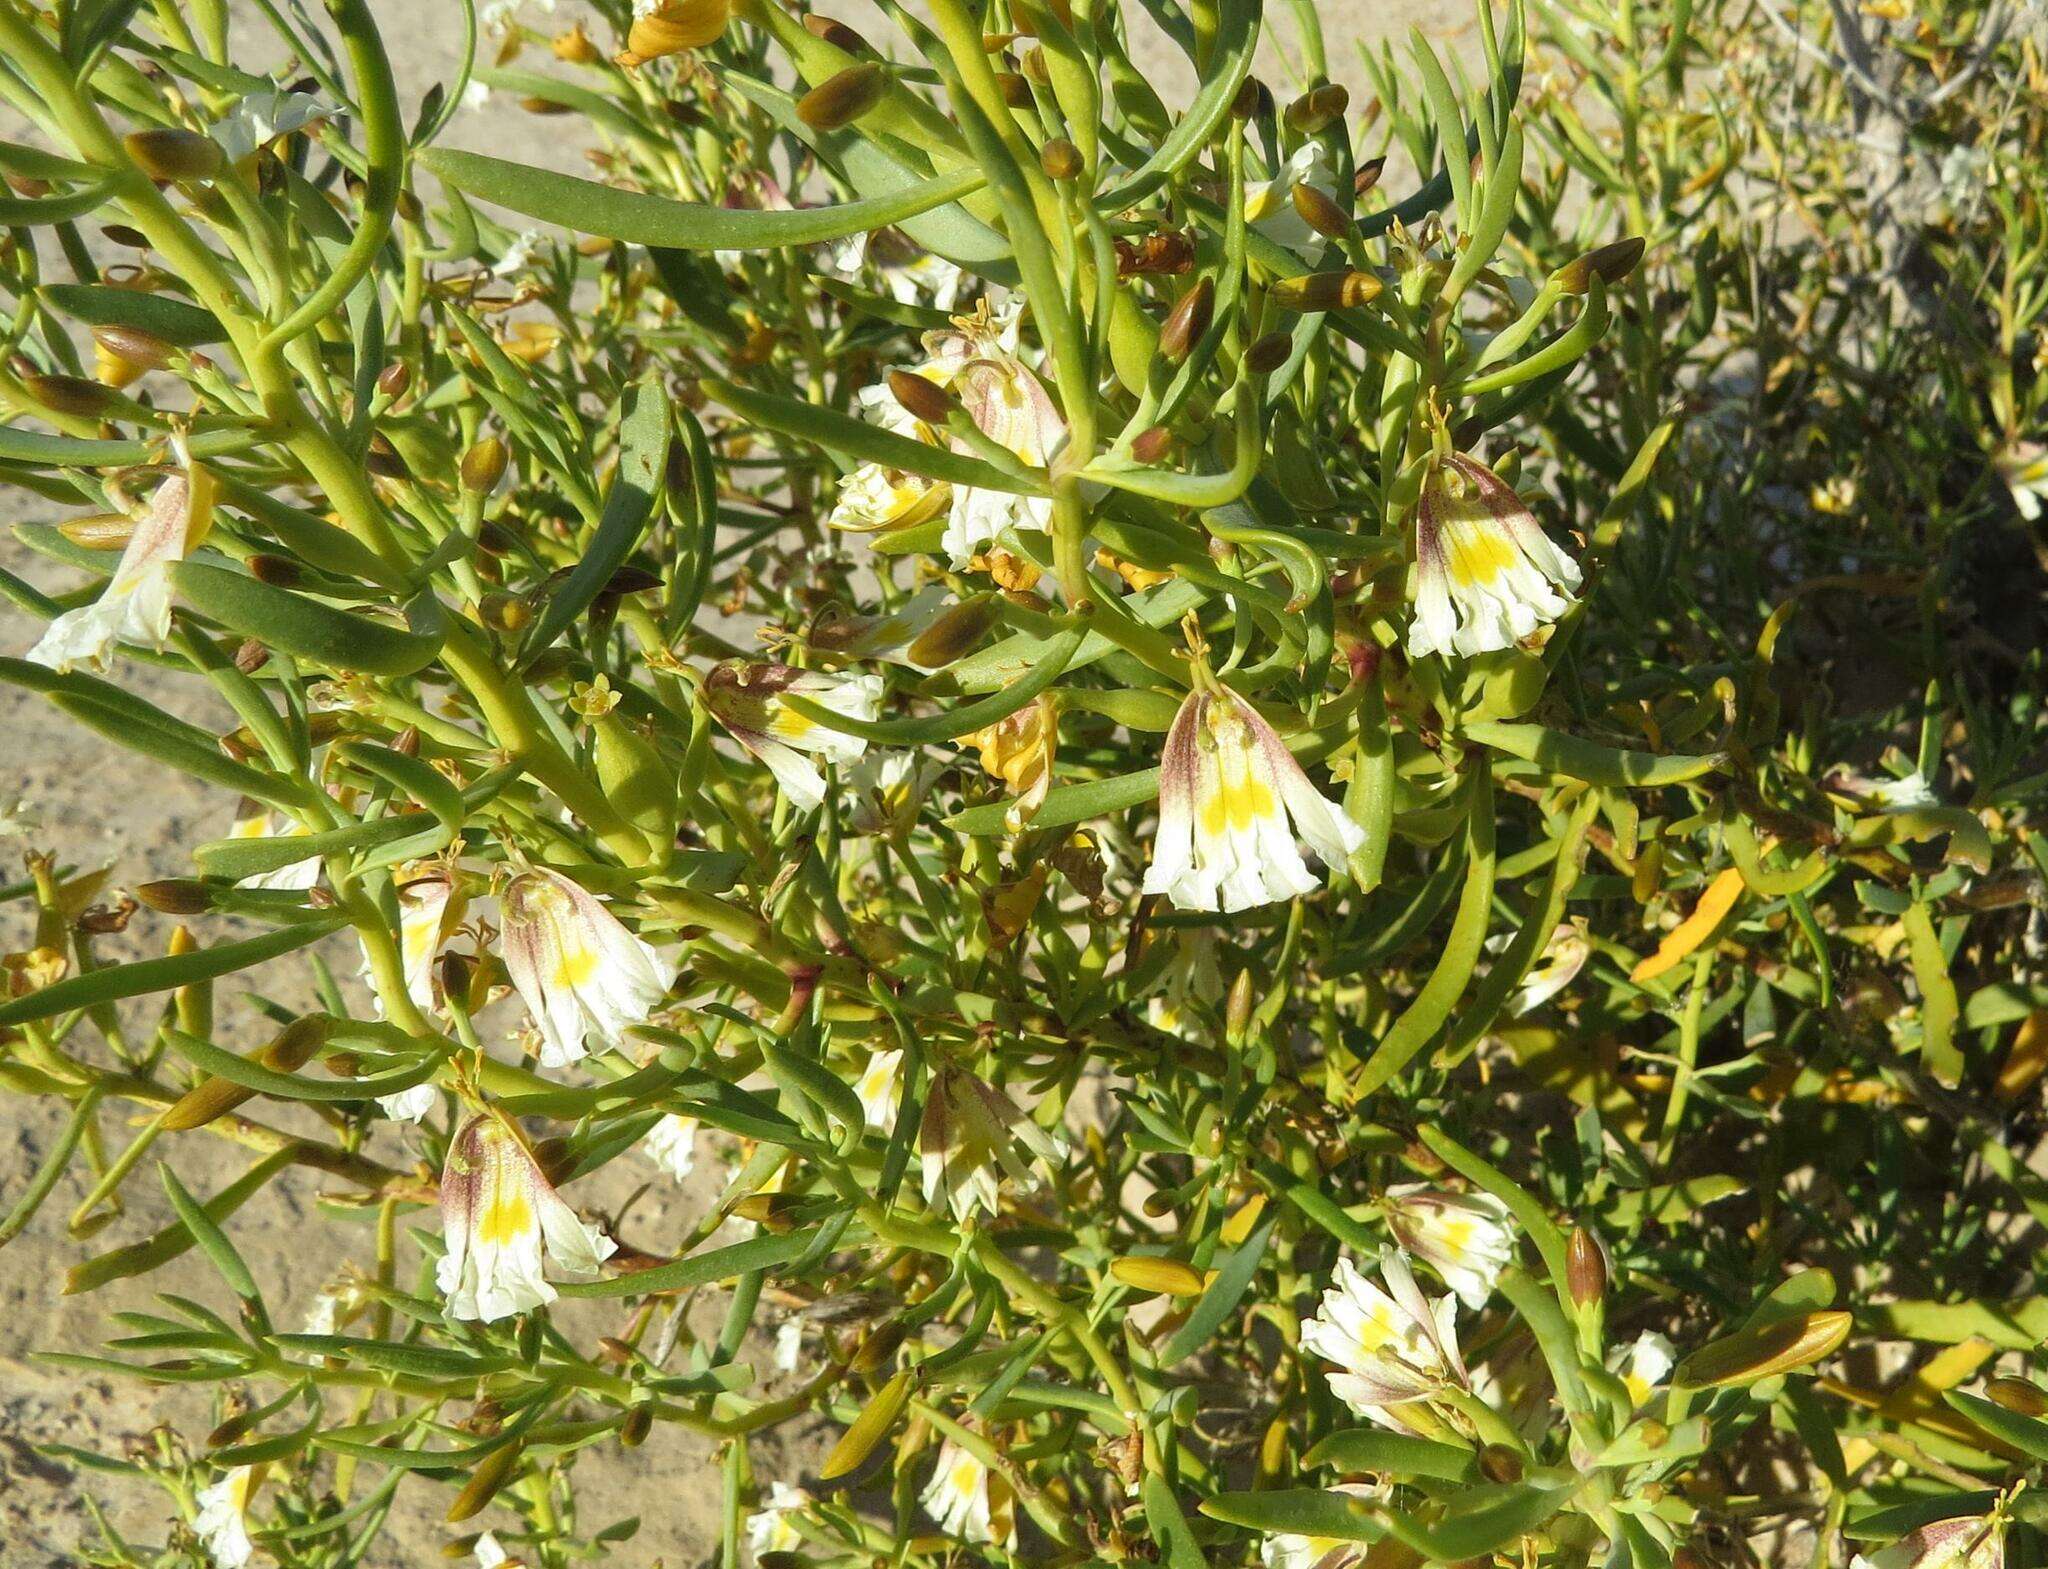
[491,228,548,277]
[1300,1251,1465,1430]
[1851,1516,2005,1569]
[773,1317,804,1373]
[364,871,458,1016]
[854,1048,905,1131]
[940,353,1063,564]
[1511,920,1591,1015]
[194,1466,259,1569]
[499,867,676,1067]
[1143,687,1363,913]
[1147,928,1223,1039]
[30,467,209,673]
[473,1531,510,1568]
[641,1113,699,1183]
[920,1440,1016,1547]
[210,88,339,165]
[745,1480,810,1557]
[228,804,322,892]
[1996,440,2047,520]
[1383,1185,1517,1310]
[461,80,493,113]
[437,1112,616,1322]
[1260,1482,1381,1569]
[919,1067,1061,1222]
[1245,141,1337,253]
[888,251,968,311]
[702,663,883,813]
[1408,452,1581,660]
[1611,1330,1676,1407]
[847,751,939,835]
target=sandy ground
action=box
[0,0,1463,1562]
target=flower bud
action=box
[803,12,872,51]
[460,436,508,494]
[1229,77,1265,119]
[57,512,136,550]
[1354,156,1387,197]
[1109,1255,1207,1296]
[1673,1308,1852,1390]
[733,1192,803,1230]
[479,592,534,633]
[1987,1376,2048,1417]
[886,368,956,426]
[1225,967,1254,1043]
[1158,276,1213,363]
[1040,138,1082,181]
[1556,236,1646,294]
[93,324,175,374]
[1270,270,1381,312]
[1478,1443,1523,1483]
[136,879,215,914]
[446,1440,523,1522]
[619,1403,654,1446]
[376,362,411,399]
[1566,1226,1606,1308]
[627,0,732,59]
[366,433,409,480]
[519,96,573,116]
[552,23,599,62]
[1284,82,1348,134]
[1290,182,1352,241]
[1131,425,1174,465]
[797,63,888,131]
[996,71,1034,106]
[849,1319,905,1375]
[820,1369,911,1479]
[1246,332,1293,375]
[234,639,270,675]
[25,373,120,417]
[248,553,302,587]
[163,1014,331,1130]
[124,128,223,183]
[907,592,1001,668]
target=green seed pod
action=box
[125,127,224,183]
[1270,270,1381,312]
[594,711,679,854]
[798,64,889,131]
[1158,277,1214,363]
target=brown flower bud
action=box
[25,373,119,417]
[1354,156,1387,197]
[850,1319,905,1375]
[886,368,955,426]
[366,433,409,480]
[248,553,302,587]
[376,361,411,398]
[460,436,508,494]
[135,879,214,915]
[803,12,872,51]
[234,639,270,675]
[446,1441,523,1522]
[619,1404,653,1447]
[797,63,888,131]
[908,593,1001,668]
[1040,137,1082,181]
[389,726,421,758]
[163,1015,331,1131]
[1283,83,1348,134]
[1246,332,1293,374]
[5,174,50,198]
[996,70,1034,105]
[124,128,223,183]
[519,95,573,115]
[101,223,149,248]
[1556,236,1646,294]
[1478,1443,1524,1483]
[1158,276,1214,363]
[733,1192,802,1230]
[476,520,518,556]
[1566,1226,1606,1308]
[1270,270,1381,312]
[1229,77,1264,119]
[1987,1376,2048,1417]
[92,324,175,373]
[479,592,534,633]
[1290,181,1352,241]
[1131,425,1174,464]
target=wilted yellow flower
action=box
[962,696,1056,831]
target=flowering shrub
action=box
[0,0,2044,1565]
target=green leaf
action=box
[1379,1481,1571,1563]
[0,176,117,225]
[162,1028,442,1105]
[1160,1213,1276,1368]
[1464,719,1725,787]
[1142,1473,1209,1569]
[420,146,988,251]
[520,376,671,662]
[1094,0,1262,209]
[40,283,225,345]
[1944,1391,2048,1464]
[158,1164,261,1302]
[556,1228,821,1299]
[0,917,347,1027]
[268,1336,515,1379]
[173,561,444,677]
[1201,1488,1385,1542]
[1303,1430,1477,1482]
[702,376,1048,497]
